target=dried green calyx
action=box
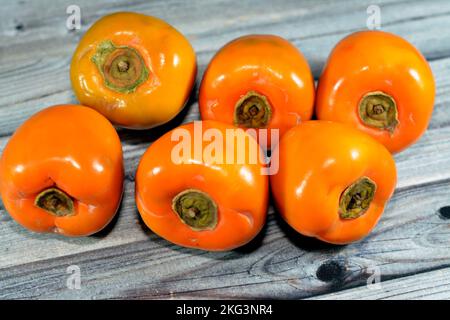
[339,177,377,220]
[91,40,149,94]
[172,189,218,231]
[35,188,74,217]
[358,91,399,134]
[234,91,272,128]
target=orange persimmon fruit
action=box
[135,120,268,251]
[71,12,197,129]
[316,30,435,153]
[0,105,124,236]
[199,34,315,148]
[270,121,397,244]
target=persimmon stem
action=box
[91,40,149,94]
[358,91,398,133]
[172,189,218,231]
[234,91,272,128]
[117,60,129,72]
[35,188,74,217]
[339,177,377,219]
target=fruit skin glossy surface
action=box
[71,12,197,129]
[270,121,397,244]
[316,30,435,154]
[199,34,315,148]
[135,120,269,251]
[0,105,124,236]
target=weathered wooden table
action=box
[1,0,449,300]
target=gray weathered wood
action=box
[1,0,450,299]
[309,267,450,300]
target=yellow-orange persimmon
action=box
[71,12,196,129]
[199,34,315,148]
[316,31,435,153]
[270,121,397,244]
[0,105,124,236]
[135,121,268,250]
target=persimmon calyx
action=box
[91,40,149,94]
[339,177,377,219]
[172,189,218,231]
[234,91,272,128]
[358,91,399,134]
[35,188,75,217]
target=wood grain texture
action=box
[309,267,450,300]
[0,0,449,299]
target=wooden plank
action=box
[1,174,450,299]
[1,0,450,299]
[309,267,450,300]
[2,0,450,136]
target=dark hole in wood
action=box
[438,206,450,219]
[316,260,346,282]
[125,172,135,182]
[15,23,24,31]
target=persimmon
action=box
[135,121,268,251]
[70,12,197,129]
[270,121,397,244]
[0,105,124,236]
[316,30,435,153]
[199,34,315,148]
